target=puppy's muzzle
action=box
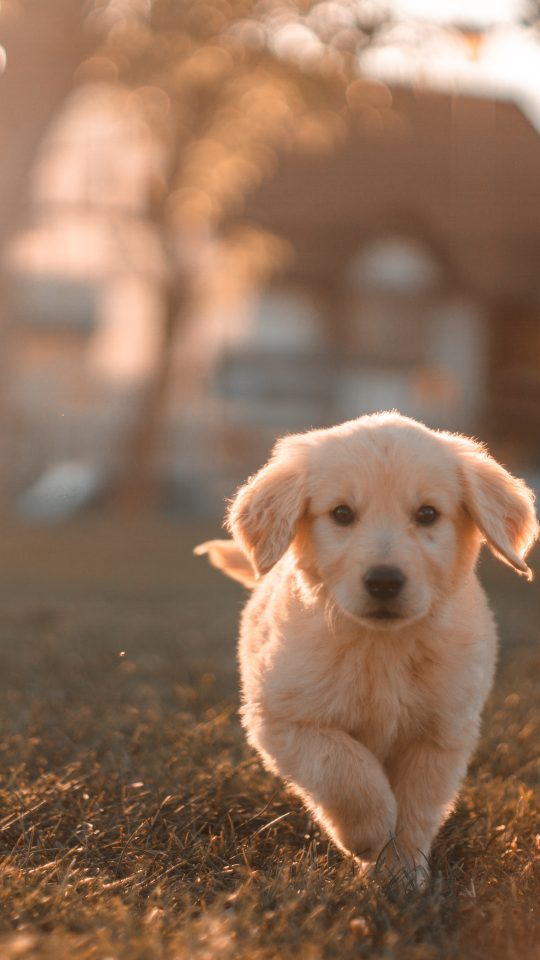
[363,566,406,601]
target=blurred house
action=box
[199,84,540,498]
[6,81,540,513]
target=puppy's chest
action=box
[312,644,427,756]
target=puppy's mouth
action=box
[367,609,403,621]
[328,585,427,630]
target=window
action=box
[344,235,442,362]
[338,234,485,430]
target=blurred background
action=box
[2,0,540,523]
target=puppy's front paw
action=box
[372,840,430,889]
[325,796,397,862]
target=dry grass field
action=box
[0,520,538,959]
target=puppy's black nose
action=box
[363,565,405,600]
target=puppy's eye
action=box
[331,504,355,526]
[415,505,439,525]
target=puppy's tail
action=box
[193,539,257,588]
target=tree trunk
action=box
[106,281,185,513]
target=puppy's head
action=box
[227,413,538,628]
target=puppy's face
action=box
[296,427,476,627]
[228,414,538,630]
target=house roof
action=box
[239,85,540,300]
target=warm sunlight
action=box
[367,0,540,127]
[392,0,523,25]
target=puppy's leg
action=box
[385,740,472,881]
[255,722,397,860]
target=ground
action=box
[0,520,538,960]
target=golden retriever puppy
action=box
[195,412,538,882]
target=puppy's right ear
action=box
[227,436,307,577]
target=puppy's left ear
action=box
[227,436,307,577]
[455,438,538,578]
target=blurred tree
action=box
[86,0,396,510]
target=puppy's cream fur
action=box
[196,413,538,880]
